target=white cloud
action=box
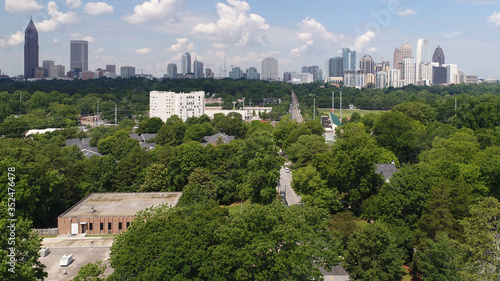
[5,0,42,13]
[123,0,185,24]
[53,38,59,44]
[36,2,81,32]
[488,11,500,27]
[136,48,152,55]
[367,47,378,52]
[352,31,376,52]
[397,8,417,16]
[290,17,344,57]
[70,33,96,42]
[166,37,194,52]
[444,31,462,38]
[85,2,114,15]
[191,0,270,47]
[213,43,228,49]
[0,31,24,47]
[66,0,81,9]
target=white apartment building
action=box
[150,91,205,122]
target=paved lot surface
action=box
[40,246,113,281]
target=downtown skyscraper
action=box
[24,18,39,78]
[70,40,88,74]
[182,52,192,74]
[261,57,278,81]
[342,48,356,75]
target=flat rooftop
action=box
[60,192,182,218]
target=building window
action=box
[126,222,130,229]
[89,223,93,231]
[100,223,103,230]
[108,222,112,230]
[119,222,122,230]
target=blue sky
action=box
[1,0,500,79]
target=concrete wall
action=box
[58,216,134,235]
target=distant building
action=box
[342,48,356,75]
[205,68,214,78]
[245,67,260,80]
[419,63,433,85]
[49,65,65,78]
[302,65,320,82]
[229,67,244,79]
[261,57,278,81]
[290,72,313,84]
[432,65,447,85]
[283,72,292,83]
[106,65,116,73]
[24,18,39,78]
[201,133,235,146]
[360,55,375,75]
[403,58,416,85]
[458,74,478,84]
[446,64,458,84]
[81,71,94,80]
[416,38,431,83]
[375,163,398,182]
[42,60,54,77]
[327,57,343,77]
[70,40,88,73]
[149,91,205,122]
[389,69,403,88]
[58,192,182,235]
[193,59,204,79]
[121,66,135,78]
[366,73,375,87]
[181,52,191,74]
[432,45,445,66]
[376,71,387,88]
[167,63,177,78]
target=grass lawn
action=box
[318,108,386,119]
[226,200,251,214]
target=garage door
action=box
[71,223,78,235]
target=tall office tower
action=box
[355,70,365,87]
[432,65,447,85]
[301,65,320,82]
[366,73,375,87]
[229,67,244,79]
[343,70,355,87]
[375,61,390,73]
[403,58,416,85]
[446,64,458,84]
[120,66,136,78]
[246,67,260,80]
[376,71,387,89]
[167,63,177,78]
[360,55,375,75]
[283,72,292,83]
[328,57,343,77]
[432,45,445,66]
[261,57,278,81]
[181,52,191,74]
[342,48,356,74]
[24,18,39,78]
[106,65,116,73]
[393,47,403,74]
[70,40,89,74]
[193,59,204,79]
[42,60,54,77]
[416,39,431,82]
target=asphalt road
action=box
[278,166,301,205]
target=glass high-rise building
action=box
[70,40,88,73]
[416,39,431,82]
[120,66,135,78]
[342,48,356,74]
[328,57,343,77]
[181,52,191,74]
[246,67,260,80]
[167,63,177,78]
[24,18,39,78]
[193,59,204,79]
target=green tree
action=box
[0,213,47,281]
[344,222,406,281]
[460,197,500,280]
[417,232,466,281]
[286,134,328,168]
[330,211,361,248]
[72,260,107,281]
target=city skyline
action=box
[2,0,500,79]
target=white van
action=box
[60,254,73,267]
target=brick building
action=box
[58,192,182,235]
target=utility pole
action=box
[313,98,316,120]
[340,91,342,122]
